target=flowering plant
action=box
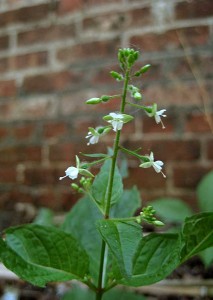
[0,49,212,300]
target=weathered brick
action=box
[24,167,62,186]
[11,52,48,70]
[18,24,75,46]
[129,6,152,27]
[124,139,201,162]
[22,71,81,94]
[0,167,16,183]
[0,35,9,50]
[143,114,175,134]
[144,82,207,106]
[0,127,8,140]
[0,145,41,164]
[0,80,16,97]
[124,166,166,189]
[13,124,36,139]
[185,112,213,133]
[43,122,69,138]
[130,26,209,52]
[83,12,128,32]
[57,39,121,64]
[175,0,213,19]
[0,57,9,73]
[49,143,76,162]
[58,0,81,14]
[173,165,211,189]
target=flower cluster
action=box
[59,48,167,184]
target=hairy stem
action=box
[96,69,130,300]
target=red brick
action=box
[123,139,201,162]
[0,80,16,97]
[0,57,9,73]
[175,0,213,19]
[129,6,152,27]
[0,167,16,183]
[57,39,121,64]
[173,165,212,189]
[0,36,9,50]
[22,71,81,94]
[83,12,128,32]
[0,127,8,140]
[58,0,81,14]
[24,167,62,186]
[144,81,208,106]
[13,124,35,139]
[207,139,213,160]
[0,146,41,164]
[143,114,175,134]
[18,24,75,46]
[124,166,166,189]
[130,26,209,52]
[43,122,68,138]
[185,112,213,133]
[49,143,76,162]
[11,52,48,70]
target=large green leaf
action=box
[97,220,142,278]
[121,233,181,286]
[62,284,146,300]
[197,171,213,212]
[91,159,123,209]
[0,224,89,287]
[62,196,102,283]
[149,197,193,223]
[199,247,213,267]
[180,212,213,261]
[111,186,141,218]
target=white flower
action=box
[108,112,124,131]
[146,104,167,129]
[155,109,167,129]
[85,126,111,146]
[139,152,166,178]
[59,155,94,181]
[59,166,79,180]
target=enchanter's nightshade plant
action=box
[0,48,212,300]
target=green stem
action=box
[119,145,149,162]
[96,69,130,300]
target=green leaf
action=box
[91,159,123,208]
[97,220,142,278]
[103,286,146,300]
[62,196,102,283]
[180,212,213,262]
[197,170,213,212]
[33,208,54,226]
[122,233,181,286]
[0,224,89,287]
[199,246,213,267]
[111,187,141,218]
[62,284,94,300]
[149,197,193,223]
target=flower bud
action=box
[71,183,79,191]
[133,91,142,100]
[134,64,151,77]
[153,220,164,226]
[101,95,111,102]
[86,98,102,105]
[110,71,123,81]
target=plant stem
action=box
[96,69,130,300]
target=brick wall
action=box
[0,0,212,216]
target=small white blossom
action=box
[140,152,166,178]
[86,127,101,146]
[59,166,79,180]
[59,156,94,181]
[155,109,167,129]
[108,112,124,132]
[146,104,167,129]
